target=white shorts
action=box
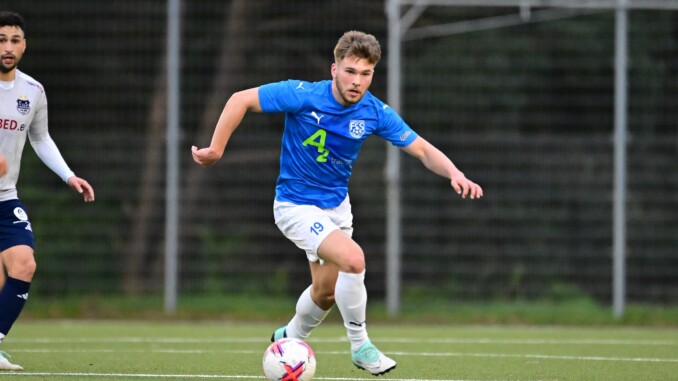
[273,196,354,263]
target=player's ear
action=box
[331,63,336,78]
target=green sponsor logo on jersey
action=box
[302,129,330,162]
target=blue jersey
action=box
[258,79,418,208]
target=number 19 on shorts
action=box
[310,222,324,236]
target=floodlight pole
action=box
[612,0,628,319]
[385,0,404,316]
[165,0,182,314]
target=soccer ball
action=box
[263,338,316,381]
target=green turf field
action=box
[0,321,675,381]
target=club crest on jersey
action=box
[349,120,365,139]
[17,96,30,115]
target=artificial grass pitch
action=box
[0,321,676,380]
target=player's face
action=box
[0,26,26,76]
[331,56,375,106]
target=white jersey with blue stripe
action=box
[259,79,418,208]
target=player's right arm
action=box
[192,87,262,167]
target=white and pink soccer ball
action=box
[263,338,316,381]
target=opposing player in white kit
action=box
[192,31,482,375]
[0,155,5,293]
[0,11,95,371]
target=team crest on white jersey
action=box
[17,96,30,115]
[349,120,365,138]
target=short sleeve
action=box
[27,88,49,143]
[375,104,418,147]
[258,80,305,114]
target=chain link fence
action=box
[5,1,676,305]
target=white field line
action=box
[385,351,678,363]
[6,348,678,363]
[9,337,677,346]
[0,372,552,381]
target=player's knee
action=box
[341,251,365,274]
[9,258,36,281]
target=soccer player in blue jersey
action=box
[193,30,483,375]
[0,11,95,371]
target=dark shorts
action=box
[0,199,35,252]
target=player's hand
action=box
[67,176,95,202]
[0,155,7,177]
[450,173,483,200]
[192,145,221,168]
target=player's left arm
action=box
[402,136,483,200]
[30,137,95,203]
[28,93,95,202]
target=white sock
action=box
[0,333,4,343]
[335,270,369,352]
[285,286,331,339]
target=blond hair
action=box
[333,31,381,65]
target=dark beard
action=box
[0,63,17,74]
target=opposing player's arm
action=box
[192,87,262,167]
[30,137,95,202]
[27,90,94,202]
[402,136,483,199]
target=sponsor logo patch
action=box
[13,207,28,221]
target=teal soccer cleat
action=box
[270,326,287,342]
[0,351,22,371]
[351,341,396,376]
